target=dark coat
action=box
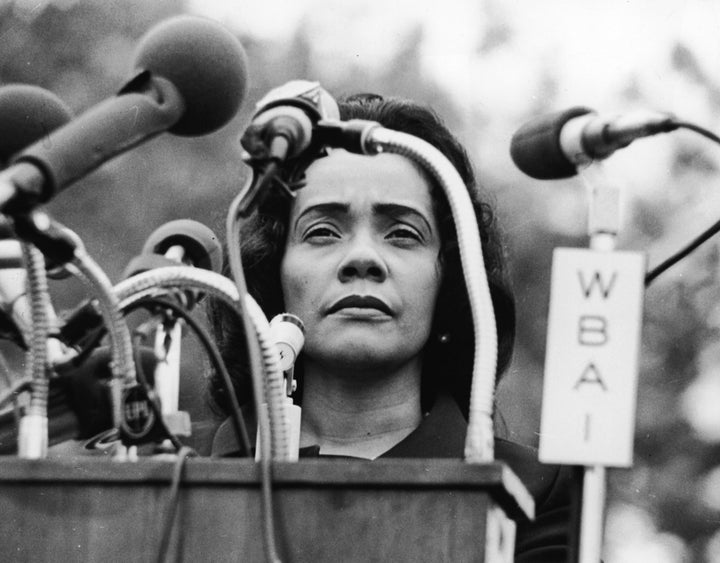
[212,394,573,562]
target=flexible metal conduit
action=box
[365,127,498,462]
[17,243,50,458]
[67,250,136,430]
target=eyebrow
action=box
[293,201,435,234]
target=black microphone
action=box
[0,15,248,214]
[510,106,678,179]
[124,218,223,278]
[0,85,72,240]
[0,85,72,346]
[0,84,73,167]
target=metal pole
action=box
[577,165,619,562]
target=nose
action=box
[337,235,387,283]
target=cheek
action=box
[405,262,443,326]
[280,253,314,315]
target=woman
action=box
[208,94,572,561]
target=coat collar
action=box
[211,393,467,459]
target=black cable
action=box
[156,445,194,563]
[125,296,252,457]
[675,121,720,145]
[229,191,283,563]
[645,216,720,285]
[644,122,720,286]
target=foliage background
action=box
[2,0,720,560]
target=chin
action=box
[308,337,421,371]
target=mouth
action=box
[327,295,393,316]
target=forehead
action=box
[293,149,435,212]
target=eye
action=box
[303,224,340,242]
[386,225,422,244]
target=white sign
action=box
[538,248,645,467]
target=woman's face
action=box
[280,149,443,373]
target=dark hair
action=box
[207,93,515,417]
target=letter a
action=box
[573,362,608,391]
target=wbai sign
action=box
[539,247,645,467]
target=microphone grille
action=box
[510,106,592,180]
[133,16,249,137]
[142,219,223,273]
[0,84,72,164]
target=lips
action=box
[327,295,393,316]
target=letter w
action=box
[578,270,617,299]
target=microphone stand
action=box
[151,244,192,449]
[578,163,619,563]
[537,160,645,562]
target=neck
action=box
[299,358,423,459]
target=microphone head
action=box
[132,15,248,137]
[270,313,305,372]
[0,84,72,165]
[510,106,592,180]
[141,218,223,273]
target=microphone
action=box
[240,80,339,162]
[60,219,222,348]
[0,16,248,214]
[236,81,338,215]
[0,346,161,454]
[270,311,304,429]
[0,84,73,167]
[510,107,678,179]
[36,220,223,449]
[124,218,223,279]
[125,219,223,440]
[60,219,222,347]
[269,313,305,377]
[255,313,304,461]
[0,85,72,346]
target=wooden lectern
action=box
[0,457,533,562]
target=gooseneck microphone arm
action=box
[16,241,52,458]
[311,118,499,462]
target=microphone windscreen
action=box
[510,106,592,180]
[132,15,248,137]
[141,219,223,273]
[0,84,72,164]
